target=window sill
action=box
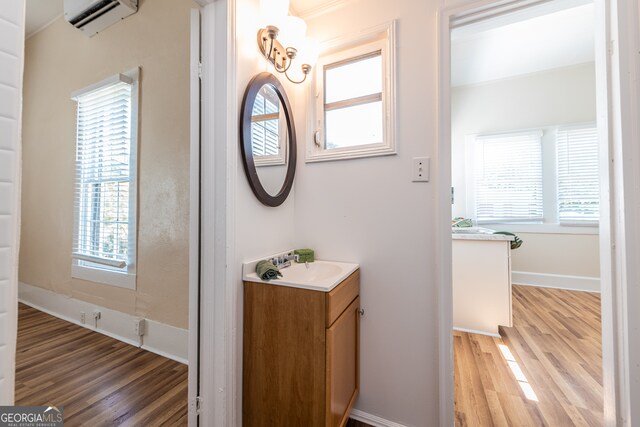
[306,144,396,163]
[72,264,137,290]
[481,222,599,235]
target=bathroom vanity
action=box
[452,228,514,336]
[242,259,360,427]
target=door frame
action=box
[437,0,639,425]
[188,7,202,426]
[193,0,238,426]
[0,0,25,406]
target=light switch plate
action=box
[412,157,430,182]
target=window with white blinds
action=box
[71,70,138,289]
[556,124,599,224]
[473,131,543,222]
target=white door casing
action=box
[198,0,238,425]
[0,0,25,405]
[188,7,202,426]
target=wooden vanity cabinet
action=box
[243,270,360,427]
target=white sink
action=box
[242,258,359,292]
[281,262,343,283]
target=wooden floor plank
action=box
[455,285,603,426]
[15,303,188,426]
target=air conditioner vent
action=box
[64,0,138,37]
[69,0,120,27]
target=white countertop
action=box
[452,227,515,241]
[242,257,359,292]
[452,233,515,241]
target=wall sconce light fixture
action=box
[257,0,319,84]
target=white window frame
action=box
[307,21,396,162]
[70,67,140,290]
[466,129,544,224]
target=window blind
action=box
[251,88,280,157]
[473,131,543,222]
[556,124,599,224]
[72,80,133,268]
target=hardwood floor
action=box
[15,303,188,426]
[20,284,598,427]
[454,285,602,427]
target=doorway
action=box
[437,0,625,425]
[450,2,604,423]
[12,2,203,425]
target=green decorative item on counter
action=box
[256,260,282,281]
[493,231,523,250]
[452,217,473,227]
[294,248,315,263]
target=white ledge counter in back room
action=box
[452,228,515,336]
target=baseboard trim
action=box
[18,282,188,364]
[512,271,600,293]
[453,327,501,338]
[350,409,408,427]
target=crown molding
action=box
[296,0,353,20]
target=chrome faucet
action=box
[270,253,298,269]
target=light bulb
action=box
[259,0,290,28]
[277,16,307,49]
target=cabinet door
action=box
[326,297,360,427]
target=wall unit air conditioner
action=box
[64,0,138,37]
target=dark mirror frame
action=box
[240,72,297,207]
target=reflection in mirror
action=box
[251,84,287,165]
[240,73,296,207]
[251,84,289,196]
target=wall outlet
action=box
[80,312,86,324]
[412,157,430,182]
[135,318,146,336]
[91,310,101,328]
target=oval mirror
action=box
[240,73,296,207]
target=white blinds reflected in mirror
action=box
[251,84,287,165]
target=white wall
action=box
[451,64,601,287]
[293,1,439,425]
[0,0,24,405]
[234,0,297,269]
[232,0,299,423]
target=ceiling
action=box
[25,0,331,36]
[25,0,63,37]
[25,0,595,86]
[451,1,595,87]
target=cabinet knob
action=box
[358,308,365,316]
